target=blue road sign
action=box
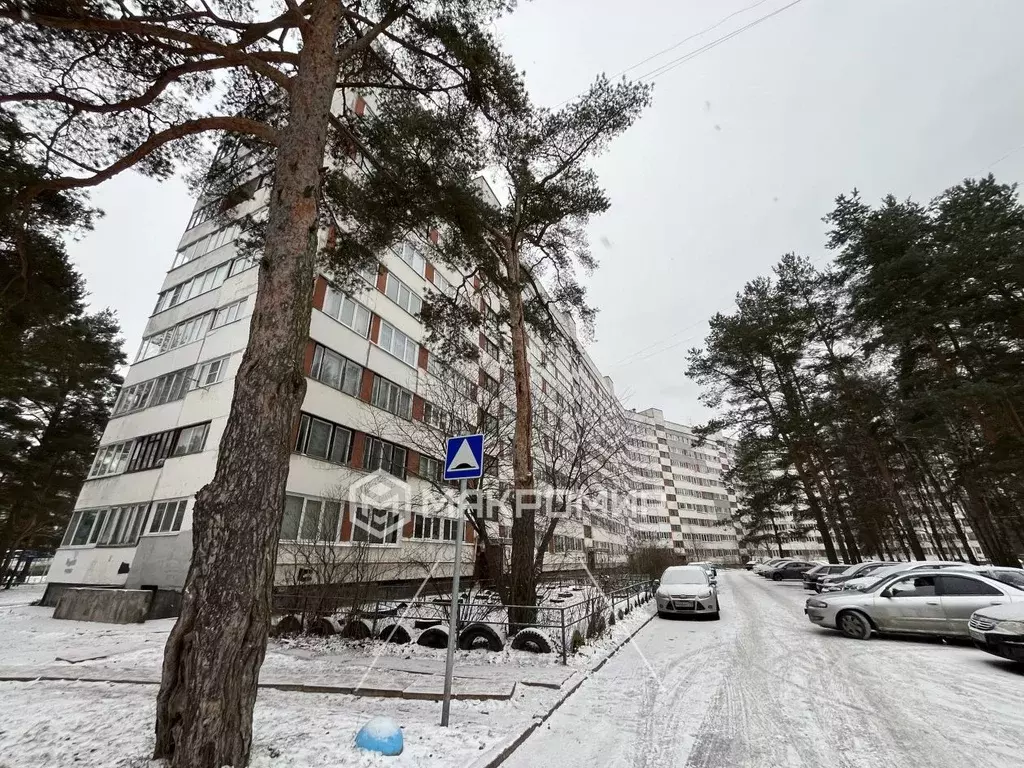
[443,433,485,481]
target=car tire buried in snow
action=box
[416,625,449,649]
[341,618,373,640]
[458,622,504,652]
[837,610,872,640]
[271,614,302,637]
[509,627,553,654]
[307,616,343,636]
[378,624,411,645]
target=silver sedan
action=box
[656,565,720,619]
[804,569,1024,640]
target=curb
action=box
[476,605,657,768]
[0,674,515,703]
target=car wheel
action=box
[837,611,872,640]
[657,611,666,619]
[772,572,782,582]
[814,585,822,593]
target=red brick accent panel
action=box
[369,315,381,344]
[429,228,439,244]
[358,369,375,403]
[412,394,425,421]
[340,503,352,541]
[418,346,429,370]
[473,275,481,291]
[354,95,366,116]
[349,432,366,468]
[406,449,420,478]
[302,340,316,376]
[402,514,415,538]
[312,276,328,311]
[326,225,337,249]
[425,262,435,283]
[548,535,555,553]
[465,521,475,544]
[478,331,486,350]
[376,265,388,293]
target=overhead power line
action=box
[638,0,808,83]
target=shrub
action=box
[571,629,585,653]
[609,612,616,626]
[618,609,624,620]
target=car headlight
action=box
[655,589,667,598]
[993,620,1024,634]
[698,590,712,599]
[807,599,828,609]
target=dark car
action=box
[766,560,817,581]
[817,561,898,593]
[802,563,850,590]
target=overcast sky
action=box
[65,0,1024,426]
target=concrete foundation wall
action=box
[53,587,153,624]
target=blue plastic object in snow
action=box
[355,716,404,756]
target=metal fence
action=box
[276,577,655,664]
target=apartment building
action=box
[44,91,640,603]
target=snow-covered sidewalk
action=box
[0,586,656,767]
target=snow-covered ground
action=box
[0,582,655,767]
[504,571,1024,768]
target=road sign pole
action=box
[440,478,467,727]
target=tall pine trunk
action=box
[153,4,341,766]
[505,246,537,628]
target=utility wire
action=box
[638,0,807,83]
[611,0,775,79]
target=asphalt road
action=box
[503,570,1024,768]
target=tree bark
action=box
[153,4,341,766]
[792,459,839,563]
[504,244,537,628]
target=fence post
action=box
[560,605,567,665]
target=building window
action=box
[89,441,134,478]
[149,499,188,534]
[481,335,500,360]
[418,455,442,482]
[412,514,458,541]
[154,261,232,313]
[186,200,217,230]
[294,413,352,465]
[280,494,342,542]
[97,503,151,547]
[397,242,426,276]
[212,298,246,328]
[384,273,423,316]
[377,321,418,367]
[352,507,400,544]
[363,437,407,479]
[193,356,230,388]
[309,344,362,397]
[173,423,211,456]
[323,286,371,336]
[481,372,499,396]
[61,509,100,546]
[173,223,241,269]
[371,375,413,419]
[136,310,214,361]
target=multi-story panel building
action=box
[44,92,638,604]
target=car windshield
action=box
[661,569,707,585]
[857,567,912,592]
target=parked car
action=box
[817,561,895,592]
[752,558,790,575]
[969,602,1024,664]
[656,565,721,620]
[946,566,1024,592]
[804,569,1024,640]
[690,561,718,580]
[764,560,817,581]
[743,560,760,571]
[803,563,850,590]
[838,561,970,592]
